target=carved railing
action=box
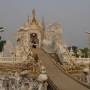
[71,58,90,64]
[0,57,22,63]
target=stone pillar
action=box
[43,82,48,90]
[38,83,43,90]
[86,74,90,84]
[37,65,48,90]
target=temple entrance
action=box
[30,33,39,48]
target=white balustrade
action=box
[0,57,22,64]
[71,58,90,64]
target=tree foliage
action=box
[68,46,90,58]
[80,48,90,58]
[0,36,6,52]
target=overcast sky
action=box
[0,0,90,47]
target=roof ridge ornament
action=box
[32,8,36,23]
[32,8,35,19]
[28,16,30,24]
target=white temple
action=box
[16,9,63,57]
[0,9,90,89]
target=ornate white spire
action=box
[27,16,30,24]
[32,8,35,19]
[32,8,36,23]
[42,16,45,31]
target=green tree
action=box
[0,27,6,52]
[80,48,89,58]
[83,48,89,58]
[0,39,6,52]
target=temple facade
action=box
[16,9,44,57]
[16,9,62,57]
[0,9,90,90]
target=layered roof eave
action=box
[18,9,43,32]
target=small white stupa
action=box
[69,47,74,57]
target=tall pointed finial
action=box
[28,16,30,24]
[42,16,45,31]
[32,8,36,20]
